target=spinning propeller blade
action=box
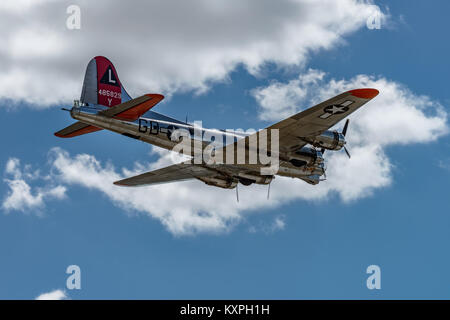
[342,119,351,159]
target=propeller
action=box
[318,119,351,180]
[342,118,349,136]
[319,119,351,158]
[342,119,351,159]
[343,146,351,159]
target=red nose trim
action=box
[347,88,379,99]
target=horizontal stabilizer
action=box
[99,94,163,120]
[54,94,164,138]
[54,122,102,138]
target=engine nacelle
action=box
[287,146,324,166]
[311,162,325,176]
[237,173,273,186]
[303,174,322,185]
[197,177,238,189]
[304,130,346,151]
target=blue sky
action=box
[1,0,450,299]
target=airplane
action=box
[55,56,379,194]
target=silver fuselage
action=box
[70,106,325,184]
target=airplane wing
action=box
[55,94,164,138]
[265,88,379,152]
[217,88,379,157]
[113,162,216,186]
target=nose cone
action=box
[335,132,346,150]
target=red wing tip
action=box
[145,93,165,100]
[54,132,67,138]
[54,132,82,138]
[347,88,379,99]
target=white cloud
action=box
[0,0,386,107]
[249,215,286,234]
[35,289,68,300]
[0,0,56,13]
[2,158,66,214]
[49,147,263,235]
[252,69,326,121]
[44,143,388,235]
[252,69,448,144]
[273,216,286,231]
[5,158,22,179]
[438,159,450,172]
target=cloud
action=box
[252,69,326,121]
[438,159,450,172]
[252,69,448,144]
[8,144,386,234]
[248,215,286,234]
[2,158,66,214]
[35,289,68,300]
[0,0,386,107]
[49,147,268,235]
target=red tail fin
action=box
[80,56,131,107]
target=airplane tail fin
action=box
[55,56,164,138]
[80,55,132,107]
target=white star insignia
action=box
[329,105,346,114]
